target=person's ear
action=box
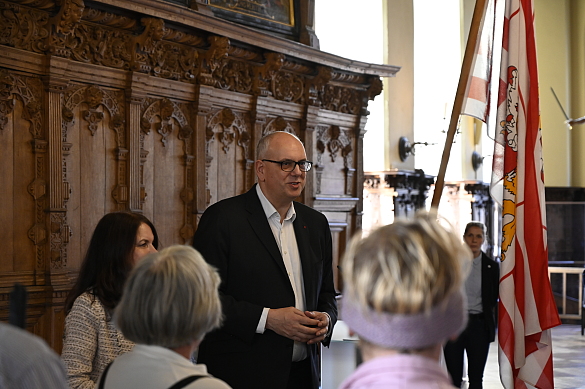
[255,159,265,182]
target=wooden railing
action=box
[547,267,584,320]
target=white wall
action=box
[315,0,386,172]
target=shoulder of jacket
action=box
[207,191,250,211]
[295,202,328,223]
[294,201,321,215]
[72,292,105,314]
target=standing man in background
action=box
[192,131,337,389]
[444,221,499,389]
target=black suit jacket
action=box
[192,186,338,389]
[481,252,500,342]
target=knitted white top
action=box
[61,292,134,389]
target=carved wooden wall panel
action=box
[63,83,127,274]
[0,76,40,282]
[206,106,253,205]
[316,124,355,196]
[0,0,399,350]
[140,96,196,246]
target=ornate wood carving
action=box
[254,52,284,97]
[315,125,354,195]
[307,66,331,106]
[0,71,49,275]
[272,71,304,103]
[321,84,361,114]
[264,116,296,136]
[0,71,15,130]
[204,106,252,206]
[200,35,230,86]
[140,95,195,229]
[48,0,85,57]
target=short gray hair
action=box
[464,221,487,236]
[115,245,222,348]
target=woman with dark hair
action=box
[61,212,159,389]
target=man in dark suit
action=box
[192,131,338,389]
[444,221,500,389]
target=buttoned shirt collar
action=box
[256,184,296,224]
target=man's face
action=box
[256,133,307,208]
[463,226,485,258]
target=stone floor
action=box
[468,324,585,389]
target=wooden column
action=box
[354,115,368,231]
[127,73,148,212]
[194,85,214,216]
[303,105,320,208]
[45,57,71,279]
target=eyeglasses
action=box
[261,159,313,172]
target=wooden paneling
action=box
[0,0,399,351]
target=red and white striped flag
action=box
[461,0,497,121]
[491,0,561,388]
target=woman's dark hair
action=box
[65,212,159,314]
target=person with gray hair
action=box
[96,245,231,389]
[444,221,499,389]
[339,213,471,389]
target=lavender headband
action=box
[341,289,467,350]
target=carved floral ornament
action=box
[316,125,353,166]
[273,72,304,103]
[60,85,125,145]
[264,116,296,136]
[140,97,192,147]
[82,85,104,135]
[155,98,174,146]
[321,85,361,115]
[0,70,44,136]
[205,107,251,157]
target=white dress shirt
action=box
[256,185,308,361]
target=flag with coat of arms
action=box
[461,0,562,387]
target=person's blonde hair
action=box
[342,212,471,315]
[115,245,222,348]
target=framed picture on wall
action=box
[208,0,299,39]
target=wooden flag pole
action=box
[430,0,489,209]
